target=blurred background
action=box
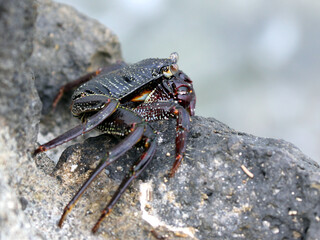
[56,0,320,163]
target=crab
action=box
[34,52,196,233]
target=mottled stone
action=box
[0,0,121,239]
[0,0,41,151]
[54,117,320,239]
[27,0,122,113]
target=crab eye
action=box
[163,63,179,78]
[170,63,179,74]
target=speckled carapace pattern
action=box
[72,57,176,101]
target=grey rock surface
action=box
[0,0,320,240]
[0,0,41,151]
[55,117,320,240]
[27,0,122,113]
[0,0,41,239]
[0,0,121,239]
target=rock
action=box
[0,0,121,239]
[27,0,122,113]
[26,0,122,164]
[54,117,320,240]
[0,0,41,239]
[0,0,41,151]
[1,0,320,240]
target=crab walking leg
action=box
[52,70,102,109]
[52,61,127,109]
[58,123,146,228]
[169,105,191,177]
[92,127,156,233]
[34,98,119,154]
[134,102,191,177]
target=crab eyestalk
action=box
[163,52,180,78]
[170,52,179,63]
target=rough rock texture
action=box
[54,117,320,240]
[0,0,320,240]
[0,0,41,151]
[27,0,122,164]
[0,0,120,239]
[28,0,121,113]
[0,1,40,239]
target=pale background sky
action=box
[56,0,320,163]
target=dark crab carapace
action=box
[34,52,196,233]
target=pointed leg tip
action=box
[58,216,65,228]
[169,155,183,177]
[169,171,175,178]
[57,221,63,228]
[58,209,69,228]
[92,210,110,233]
[33,146,44,156]
[50,106,57,114]
[91,223,100,234]
[169,164,179,178]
